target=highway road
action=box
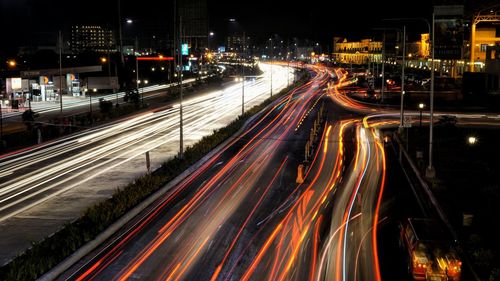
[58,65,334,281]
[55,63,394,281]
[11,63,497,280]
[0,63,292,265]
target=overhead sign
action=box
[181,44,189,56]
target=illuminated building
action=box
[332,38,383,64]
[71,25,115,53]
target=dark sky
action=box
[1,0,490,57]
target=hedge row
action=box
[0,70,309,281]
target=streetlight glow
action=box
[419,103,425,109]
[467,136,478,145]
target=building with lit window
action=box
[178,0,208,53]
[332,38,383,64]
[71,25,115,54]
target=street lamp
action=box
[269,38,273,97]
[467,136,478,146]
[7,60,16,68]
[418,103,425,127]
[140,79,149,103]
[208,32,214,51]
[0,101,3,151]
[383,16,436,178]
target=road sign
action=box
[181,44,189,56]
[403,116,413,128]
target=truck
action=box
[400,218,462,281]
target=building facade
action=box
[71,25,115,54]
[332,38,382,64]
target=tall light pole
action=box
[269,38,273,97]
[133,36,139,94]
[178,17,184,159]
[287,40,290,88]
[399,26,406,131]
[241,32,246,116]
[208,32,214,51]
[382,17,435,177]
[0,101,3,150]
[418,103,425,127]
[426,13,436,179]
[59,30,64,119]
[381,31,386,102]
[117,0,124,65]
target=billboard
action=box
[181,44,189,56]
[6,77,22,94]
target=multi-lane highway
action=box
[8,63,494,280]
[0,63,292,265]
[57,65,336,281]
[52,64,395,281]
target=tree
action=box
[123,89,140,108]
[21,109,39,131]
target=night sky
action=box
[1,0,491,58]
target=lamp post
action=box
[208,32,214,51]
[89,88,96,126]
[426,13,436,179]
[467,136,478,146]
[58,30,64,119]
[381,31,386,102]
[242,34,246,116]
[418,103,425,127]
[178,16,184,159]
[382,17,436,177]
[269,38,273,97]
[0,101,3,150]
[141,80,148,103]
[399,25,406,132]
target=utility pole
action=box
[0,102,3,151]
[59,31,63,119]
[241,32,246,116]
[270,38,273,97]
[178,16,184,159]
[287,40,290,88]
[426,13,436,179]
[399,26,406,131]
[117,0,124,65]
[381,31,386,102]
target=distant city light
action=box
[126,19,133,24]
